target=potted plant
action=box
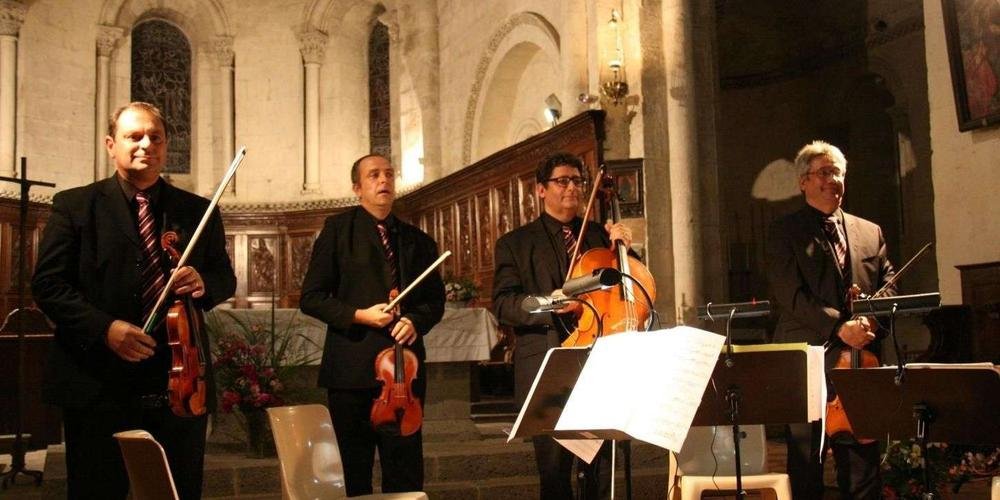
[443,275,479,308]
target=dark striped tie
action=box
[136,191,166,322]
[562,225,577,256]
[823,216,847,272]
[376,222,399,290]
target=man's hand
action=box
[355,304,395,328]
[171,266,205,298]
[106,319,157,362]
[837,317,875,350]
[390,316,418,345]
[605,221,633,250]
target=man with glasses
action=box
[766,140,895,499]
[492,151,632,499]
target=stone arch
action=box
[463,12,561,165]
[99,0,231,38]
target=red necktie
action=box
[136,191,166,322]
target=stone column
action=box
[95,24,122,180]
[1,0,25,177]
[401,0,442,182]
[214,36,235,194]
[663,0,702,324]
[298,29,327,194]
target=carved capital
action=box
[213,35,234,67]
[96,25,124,57]
[297,29,328,65]
[0,0,26,37]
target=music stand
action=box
[689,348,818,500]
[831,366,1000,499]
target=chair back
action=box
[112,430,180,500]
[268,404,347,499]
[676,425,768,476]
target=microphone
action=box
[521,295,568,313]
[521,268,623,313]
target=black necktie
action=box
[561,225,577,256]
[823,216,847,273]
[376,222,399,290]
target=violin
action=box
[141,147,246,417]
[824,242,932,441]
[370,288,423,436]
[824,284,877,443]
[561,168,657,347]
[162,231,208,418]
[367,250,451,436]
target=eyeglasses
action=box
[804,168,845,180]
[545,176,588,188]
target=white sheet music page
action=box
[554,327,725,452]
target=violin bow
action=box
[142,147,248,334]
[564,165,605,282]
[382,250,452,313]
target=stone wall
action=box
[924,0,1000,305]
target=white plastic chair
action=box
[672,425,791,500]
[113,430,180,500]
[267,404,428,500]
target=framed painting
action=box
[606,158,644,218]
[941,0,1000,131]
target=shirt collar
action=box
[117,174,163,205]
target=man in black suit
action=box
[493,152,633,499]
[300,154,444,496]
[766,140,895,499]
[32,102,236,499]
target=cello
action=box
[561,168,656,347]
[370,251,451,436]
[142,147,246,418]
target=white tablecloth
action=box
[206,307,499,364]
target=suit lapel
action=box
[844,213,864,290]
[98,176,141,247]
[397,224,415,289]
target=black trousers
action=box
[786,421,882,500]
[62,398,208,500]
[328,385,425,496]
[533,436,612,500]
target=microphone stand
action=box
[706,306,747,500]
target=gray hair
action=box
[794,140,847,177]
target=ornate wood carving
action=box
[395,110,606,300]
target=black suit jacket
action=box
[492,215,611,406]
[32,176,236,409]
[299,207,445,390]
[767,205,895,365]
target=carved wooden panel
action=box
[0,198,49,319]
[247,235,279,294]
[287,231,317,292]
[394,110,606,301]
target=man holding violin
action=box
[32,102,236,499]
[493,152,632,499]
[766,140,895,499]
[300,154,445,496]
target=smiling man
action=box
[32,102,236,499]
[766,140,896,499]
[299,154,445,496]
[492,151,632,499]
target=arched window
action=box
[131,20,192,174]
[368,22,391,157]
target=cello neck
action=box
[605,179,638,330]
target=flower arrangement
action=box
[208,310,320,456]
[210,312,320,413]
[881,439,1000,499]
[444,275,479,303]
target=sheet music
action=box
[507,347,589,442]
[731,342,825,422]
[554,327,725,453]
